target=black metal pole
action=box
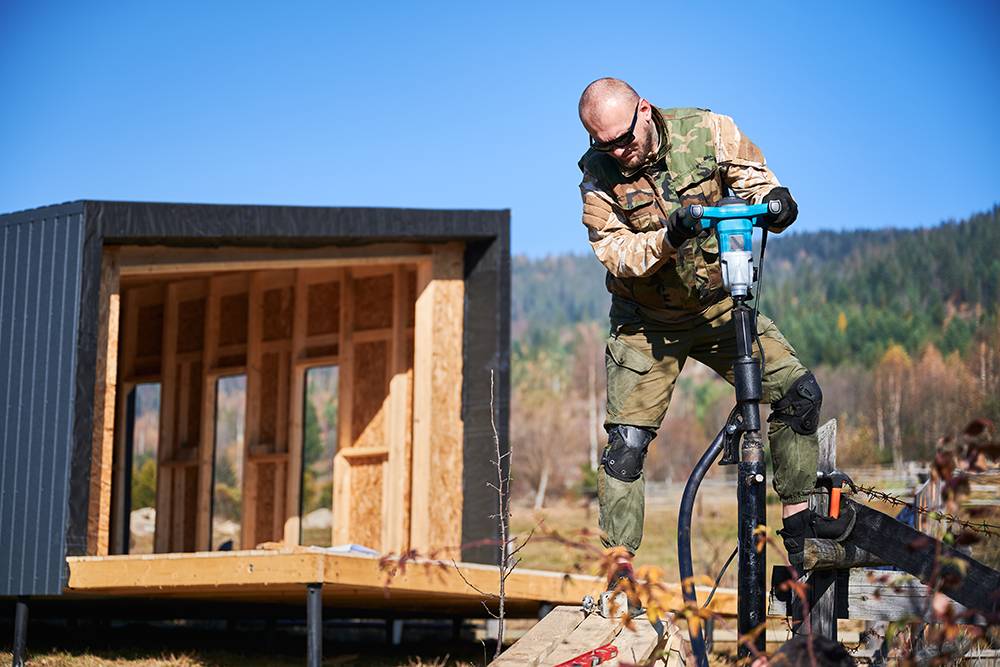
[12,596,28,667]
[732,298,767,658]
[306,583,322,667]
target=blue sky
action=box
[1,1,997,256]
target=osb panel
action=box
[259,353,279,448]
[135,303,164,358]
[177,298,206,354]
[353,275,393,331]
[305,344,338,359]
[218,293,249,346]
[183,468,199,552]
[428,273,465,551]
[349,460,383,551]
[183,361,203,451]
[262,287,293,342]
[307,281,340,336]
[217,353,245,369]
[255,463,277,545]
[405,270,417,328]
[351,341,388,447]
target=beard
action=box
[614,127,657,172]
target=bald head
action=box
[578,77,640,126]
[578,77,657,171]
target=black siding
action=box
[0,205,86,595]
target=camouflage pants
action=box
[598,310,818,553]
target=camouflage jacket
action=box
[579,106,782,329]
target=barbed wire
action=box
[850,482,1000,539]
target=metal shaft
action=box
[737,435,767,657]
[732,296,766,658]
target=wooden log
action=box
[802,418,839,640]
[803,539,887,571]
[845,499,1000,616]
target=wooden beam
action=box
[384,266,412,555]
[283,269,309,545]
[410,245,465,555]
[196,276,221,551]
[845,499,1000,616]
[155,282,180,553]
[803,539,886,571]
[87,250,121,556]
[800,419,839,639]
[118,244,433,277]
[490,606,586,667]
[543,611,625,665]
[242,272,264,549]
[332,270,354,546]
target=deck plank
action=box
[491,606,585,666]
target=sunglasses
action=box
[589,101,640,152]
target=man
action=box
[577,77,853,590]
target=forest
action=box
[510,205,1000,503]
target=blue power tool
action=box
[685,195,782,298]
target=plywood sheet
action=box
[351,340,388,448]
[349,458,384,551]
[255,462,277,545]
[353,274,393,330]
[306,280,340,336]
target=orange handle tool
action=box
[829,487,842,518]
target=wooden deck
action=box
[62,549,737,619]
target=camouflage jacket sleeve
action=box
[580,173,675,278]
[710,113,781,204]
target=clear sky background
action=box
[1,1,997,256]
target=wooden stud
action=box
[196,276,221,550]
[243,272,264,549]
[87,250,121,556]
[332,270,354,546]
[284,269,309,545]
[117,243,433,276]
[385,265,413,554]
[155,282,180,553]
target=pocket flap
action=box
[608,337,654,374]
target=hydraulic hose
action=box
[678,409,738,667]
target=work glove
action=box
[665,206,700,249]
[762,187,798,233]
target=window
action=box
[300,365,338,546]
[128,383,160,555]
[211,375,247,550]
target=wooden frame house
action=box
[0,201,592,616]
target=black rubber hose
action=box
[678,409,738,667]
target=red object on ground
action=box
[553,644,619,666]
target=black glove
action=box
[665,206,699,249]
[762,187,798,232]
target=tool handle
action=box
[829,488,842,518]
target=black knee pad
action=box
[601,425,655,482]
[768,371,823,435]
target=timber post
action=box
[306,583,322,667]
